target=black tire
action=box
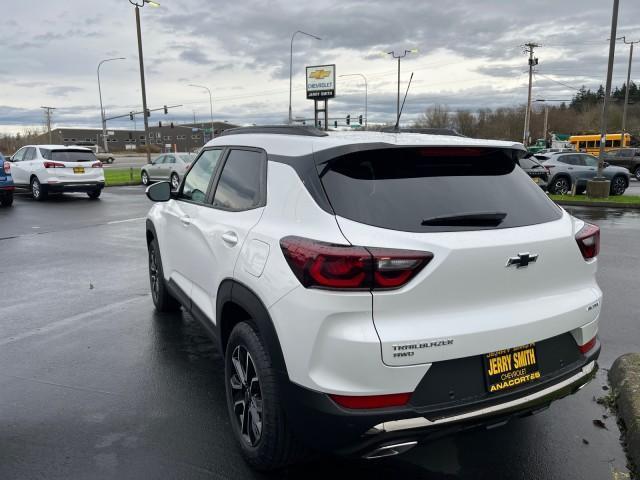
[87,188,102,199]
[549,176,571,195]
[170,173,180,191]
[108,157,114,165]
[575,186,586,195]
[1,193,13,207]
[31,177,47,201]
[610,175,627,196]
[225,322,309,471]
[141,170,150,186]
[148,238,180,312]
[633,165,640,182]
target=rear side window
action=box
[41,149,97,162]
[213,149,265,211]
[318,147,561,232]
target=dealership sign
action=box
[306,64,336,99]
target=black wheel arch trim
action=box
[216,279,289,377]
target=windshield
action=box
[318,147,561,232]
[41,149,97,163]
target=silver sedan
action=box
[141,153,194,190]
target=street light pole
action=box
[288,30,321,125]
[97,57,125,154]
[189,84,214,141]
[129,0,159,164]
[339,73,368,128]
[617,36,638,147]
[387,49,417,130]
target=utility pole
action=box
[129,0,159,164]
[40,106,56,144]
[588,0,619,198]
[617,36,639,147]
[522,43,540,146]
[387,49,417,130]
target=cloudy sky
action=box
[1,0,639,134]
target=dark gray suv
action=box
[603,148,640,181]
[540,152,630,195]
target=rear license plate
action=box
[73,167,85,174]
[483,344,541,393]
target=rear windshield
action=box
[41,149,97,162]
[179,154,193,163]
[318,147,561,232]
[518,157,543,169]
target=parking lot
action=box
[0,187,634,479]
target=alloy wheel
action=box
[142,171,149,185]
[229,345,263,447]
[612,177,626,195]
[32,179,40,199]
[149,244,160,302]
[553,178,569,195]
[171,174,180,191]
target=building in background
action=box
[33,122,235,152]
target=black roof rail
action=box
[380,127,465,137]
[219,125,329,137]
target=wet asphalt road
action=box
[0,188,636,479]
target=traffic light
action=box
[158,121,162,128]
[129,112,134,121]
[164,105,168,114]
[317,120,322,128]
[334,120,338,128]
[346,114,350,125]
[359,115,363,125]
[170,122,174,129]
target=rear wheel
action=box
[170,173,180,191]
[575,186,586,195]
[141,170,150,186]
[225,322,309,471]
[87,188,102,199]
[610,176,627,196]
[1,193,13,207]
[633,166,640,181]
[148,238,180,312]
[31,177,47,201]
[550,176,570,195]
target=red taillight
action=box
[329,392,411,409]
[578,336,597,354]
[279,236,432,290]
[92,162,102,168]
[43,161,65,168]
[3,162,10,174]
[575,223,600,260]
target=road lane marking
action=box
[0,295,148,346]
[107,217,146,225]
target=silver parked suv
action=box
[538,152,630,195]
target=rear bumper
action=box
[46,181,104,193]
[281,342,599,457]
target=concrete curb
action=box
[105,182,142,188]
[609,353,640,473]
[555,200,640,209]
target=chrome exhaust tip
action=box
[363,441,418,460]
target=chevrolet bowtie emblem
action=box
[309,69,331,80]
[506,252,539,268]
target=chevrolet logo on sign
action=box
[309,69,331,80]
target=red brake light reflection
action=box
[575,223,600,260]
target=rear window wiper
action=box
[421,212,507,227]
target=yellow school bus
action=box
[569,133,631,154]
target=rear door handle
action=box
[180,215,191,227]
[221,231,238,246]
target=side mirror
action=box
[146,181,172,202]
[603,161,610,168]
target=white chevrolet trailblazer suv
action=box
[145,126,601,470]
[9,145,105,200]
